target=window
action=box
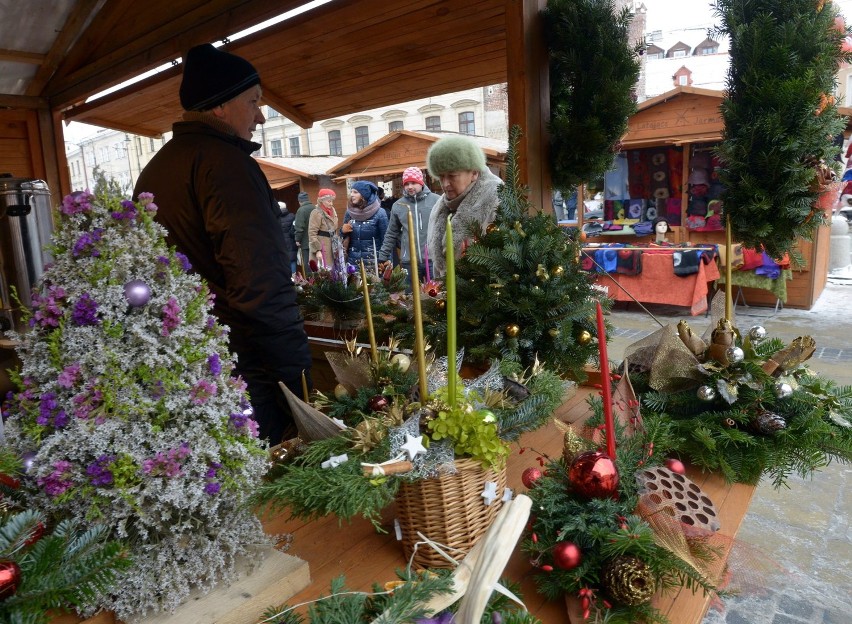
[149,138,157,152]
[700,46,717,55]
[99,147,111,162]
[328,130,342,156]
[678,75,688,86]
[389,120,403,132]
[355,126,370,151]
[458,111,475,135]
[289,136,301,156]
[673,49,687,58]
[425,116,441,131]
[84,150,95,167]
[267,107,280,118]
[270,139,283,157]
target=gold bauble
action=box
[435,298,446,311]
[578,330,592,345]
[390,353,411,373]
[486,223,499,234]
[505,323,521,338]
[512,273,521,281]
[548,328,560,338]
[551,265,565,278]
[333,383,350,399]
[536,264,549,280]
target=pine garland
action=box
[715,0,851,257]
[544,0,642,190]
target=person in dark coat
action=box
[133,43,311,444]
[278,201,297,275]
[293,191,315,274]
[342,180,388,272]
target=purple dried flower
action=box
[70,292,100,326]
[86,454,116,487]
[174,252,192,271]
[161,297,181,337]
[38,460,75,496]
[72,228,104,258]
[190,379,217,405]
[60,191,94,216]
[57,362,82,388]
[73,386,104,422]
[111,199,138,221]
[142,442,191,478]
[37,392,68,429]
[207,353,222,376]
[30,284,66,328]
[137,192,157,213]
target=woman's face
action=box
[320,197,334,208]
[439,170,479,200]
[349,189,364,205]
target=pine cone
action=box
[749,409,787,435]
[601,556,656,606]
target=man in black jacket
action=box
[134,43,311,444]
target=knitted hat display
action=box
[426,135,487,175]
[402,166,425,185]
[351,180,379,204]
[179,44,260,111]
[652,216,671,233]
[317,188,336,199]
[298,191,310,202]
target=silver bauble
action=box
[697,385,716,401]
[774,382,793,399]
[725,346,745,364]
[748,325,767,341]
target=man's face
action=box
[217,84,265,140]
[439,170,479,201]
[404,181,423,196]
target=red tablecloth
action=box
[594,252,720,315]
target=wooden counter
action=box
[61,386,755,624]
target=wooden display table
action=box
[59,386,755,624]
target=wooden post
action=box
[505,0,551,214]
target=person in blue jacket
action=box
[342,180,388,272]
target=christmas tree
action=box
[544,0,642,190]
[715,0,850,258]
[419,127,607,380]
[2,189,270,618]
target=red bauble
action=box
[24,522,45,548]
[367,395,389,412]
[553,541,583,570]
[568,450,619,499]
[664,458,686,475]
[0,560,21,600]
[521,467,543,489]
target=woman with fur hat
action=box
[308,188,341,269]
[342,180,388,272]
[426,135,503,276]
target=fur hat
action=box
[179,44,260,111]
[297,191,310,203]
[317,188,336,200]
[402,166,425,185]
[351,181,378,204]
[426,136,487,175]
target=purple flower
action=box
[204,482,221,495]
[228,409,259,438]
[161,297,181,337]
[111,199,138,221]
[142,442,191,478]
[86,454,116,487]
[157,255,170,266]
[37,392,68,429]
[416,612,455,624]
[38,460,75,497]
[73,386,104,422]
[137,192,157,213]
[60,191,94,216]
[72,229,104,258]
[30,284,66,328]
[70,292,100,326]
[149,380,166,400]
[190,379,217,405]
[57,362,82,388]
[207,353,222,376]
[174,252,192,271]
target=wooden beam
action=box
[262,87,312,130]
[0,94,48,110]
[0,48,45,64]
[505,0,551,214]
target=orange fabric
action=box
[595,253,720,316]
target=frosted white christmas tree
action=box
[2,190,270,618]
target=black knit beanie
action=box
[179,44,260,111]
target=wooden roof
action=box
[1,0,508,138]
[623,86,725,148]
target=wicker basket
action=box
[395,457,507,569]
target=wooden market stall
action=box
[256,155,347,215]
[325,130,508,196]
[583,86,834,310]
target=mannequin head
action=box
[652,216,671,242]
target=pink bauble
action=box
[521,467,543,489]
[553,541,583,570]
[664,457,687,475]
[568,450,619,499]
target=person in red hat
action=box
[308,188,340,269]
[378,166,439,289]
[134,43,311,444]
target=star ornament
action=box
[481,480,499,505]
[401,433,427,460]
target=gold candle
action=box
[406,209,429,402]
[359,260,378,365]
[301,370,310,403]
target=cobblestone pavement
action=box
[604,281,852,624]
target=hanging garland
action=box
[544,0,643,191]
[715,0,852,258]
